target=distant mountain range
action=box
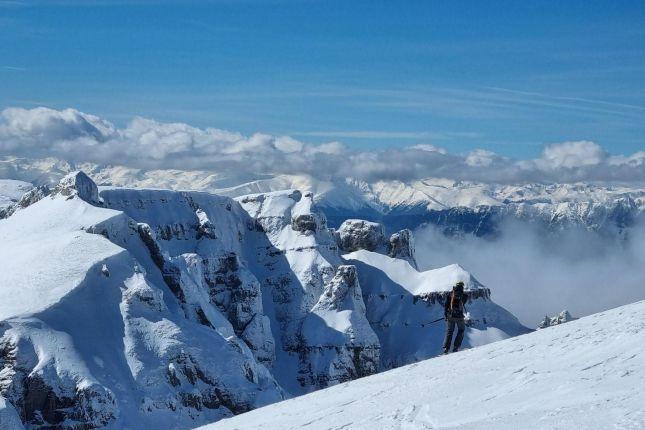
[3,156,644,237]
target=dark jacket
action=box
[444,291,468,319]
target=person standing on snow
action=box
[443,281,468,354]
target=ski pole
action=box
[427,317,445,324]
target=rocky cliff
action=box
[0,172,527,429]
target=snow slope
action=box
[0,196,124,320]
[0,179,32,211]
[202,299,645,430]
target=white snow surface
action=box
[344,250,479,295]
[201,299,645,430]
[0,179,32,210]
[0,195,124,320]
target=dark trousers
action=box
[443,317,466,351]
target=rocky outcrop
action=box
[291,192,325,234]
[387,229,417,269]
[0,325,118,429]
[336,219,386,252]
[54,171,100,204]
[537,310,576,329]
[336,220,419,269]
[196,208,218,239]
[203,252,275,365]
[298,265,380,389]
[0,185,51,219]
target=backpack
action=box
[448,291,465,318]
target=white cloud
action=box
[537,141,607,169]
[1,106,644,184]
[465,149,499,167]
[409,144,447,154]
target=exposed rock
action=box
[204,252,275,365]
[101,264,110,277]
[387,229,417,269]
[0,333,117,429]
[537,310,576,329]
[291,214,318,233]
[0,186,51,219]
[291,192,328,236]
[136,222,186,303]
[196,208,217,239]
[336,219,385,252]
[53,171,100,204]
[298,265,380,390]
[314,265,361,311]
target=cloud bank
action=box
[1,106,645,184]
[415,221,645,326]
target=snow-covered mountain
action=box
[200,299,645,430]
[0,171,526,429]
[3,156,643,237]
[0,179,32,212]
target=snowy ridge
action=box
[0,172,526,428]
[201,299,645,430]
[344,250,481,296]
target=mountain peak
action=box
[54,170,100,204]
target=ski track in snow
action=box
[200,300,645,430]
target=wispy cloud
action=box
[0,1,26,7]
[272,84,645,121]
[291,131,481,140]
[485,86,645,113]
[1,66,26,72]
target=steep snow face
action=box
[201,299,645,430]
[0,172,527,428]
[0,180,285,428]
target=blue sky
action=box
[1,0,644,158]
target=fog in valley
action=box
[415,221,645,327]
